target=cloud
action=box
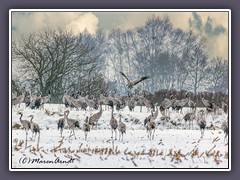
[112,12,228,59]
[189,12,203,31]
[12,12,100,78]
[12,12,99,39]
[205,17,213,35]
[207,34,228,60]
[113,12,193,32]
[187,12,228,59]
[66,12,99,35]
[115,12,150,30]
[212,24,226,36]
[189,12,226,37]
[12,11,228,59]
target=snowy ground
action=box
[11,104,229,169]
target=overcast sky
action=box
[11,11,229,60]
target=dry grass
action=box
[12,137,228,167]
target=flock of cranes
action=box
[17,112,40,144]
[57,103,127,142]
[12,89,51,109]
[12,72,229,143]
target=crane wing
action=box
[201,98,210,107]
[120,72,131,83]
[132,76,150,86]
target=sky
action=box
[11,10,229,60]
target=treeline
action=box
[146,89,228,107]
[12,15,228,103]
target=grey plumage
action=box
[82,116,91,140]
[62,91,73,108]
[64,110,80,141]
[197,110,206,137]
[222,101,228,114]
[142,94,154,111]
[89,103,103,129]
[57,117,65,137]
[172,93,189,114]
[198,119,206,137]
[144,108,158,126]
[127,93,137,112]
[85,95,98,110]
[120,71,150,89]
[12,90,25,108]
[107,95,122,110]
[146,118,156,140]
[160,95,175,116]
[201,93,211,107]
[144,110,154,127]
[28,115,40,141]
[25,94,32,107]
[113,89,126,110]
[161,95,174,109]
[71,97,87,110]
[110,107,118,140]
[183,111,196,129]
[26,92,43,109]
[18,112,31,141]
[201,93,215,113]
[41,90,51,108]
[12,91,17,98]
[151,104,159,120]
[221,121,228,143]
[118,115,126,142]
[188,95,196,112]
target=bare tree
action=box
[12,27,105,102]
[106,29,127,92]
[167,28,188,90]
[132,16,173,92]
[185,38,209,96]
[207,57,228,93]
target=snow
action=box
[11,104,229,169]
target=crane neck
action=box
[30,116,34,123]
[111,107,114,118]
[19,113,23,122]
[64,111,69,120]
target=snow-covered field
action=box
[11,104,229,169]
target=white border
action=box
[228,9,231,171]
[9,9,231,171]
